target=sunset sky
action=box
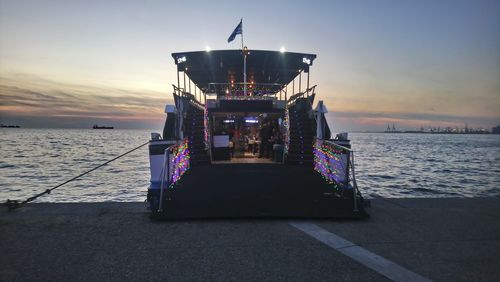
[1,0,499,131]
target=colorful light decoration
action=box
[284,107,290,154]
[219,95,275,101]
[222,84,275,96]
[169,138,190,187]
[204,103,209,145]
[313,140,349,190]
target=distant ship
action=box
[92,125,114,129]
[0,124,20,128]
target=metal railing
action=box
[172,84,205,108]
[286,85,316,105]
[313,139,360,211]
[158,138,190,212]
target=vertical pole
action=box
[183,71,186,95]
[241,19,247,97]
[244,52,247,96]
[307,70,310,97]
[158,148,170,212]
[285,84,288,101]
[189,78,191,94]
[292,78,295,96]
[351,152,359,212]
[279,89,282,100]
[299,71,302,94]
[177,70,180,95]
[241,19,244,50]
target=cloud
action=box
[0,73,172,128]
[1,72,498,130]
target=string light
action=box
[219,96,274,101]
[169,138,190,187]
[284,107,290,154]
[204,103,209,145]
[313,140,349,190]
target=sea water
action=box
[1,129,499,202]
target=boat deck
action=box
[156,163,366,219]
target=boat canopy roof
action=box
[171,49,316,93]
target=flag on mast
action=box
[227,19,243,43]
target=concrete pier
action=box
[1,197,499,281]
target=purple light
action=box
[313,140,349,190]
[169,138,190,187]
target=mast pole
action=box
[244,52,247,96]
[241,19,244,52]
[241,19,247,96]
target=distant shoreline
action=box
[351,131,495,135]
[1,127,498,135]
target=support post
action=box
[307,70,310,97]
[183,71,186,95]
[299,71,302,94]
[244,51,247,96]
[351,152,359,212]
[241,23,247,96]
[177,71,180,95]
[285,84,288,101]
[158,148,170,212]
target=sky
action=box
[0,0,499,131]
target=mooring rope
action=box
[4,140,150,211]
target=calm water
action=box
[1,129,499,202]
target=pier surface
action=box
[1,197,499,281]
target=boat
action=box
[92,125,114,129]
[1,124,21,128]
[147,48,368,219]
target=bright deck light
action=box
[280,47,286,53]
[205,46,211,52]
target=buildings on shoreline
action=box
[384,124,498,134]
